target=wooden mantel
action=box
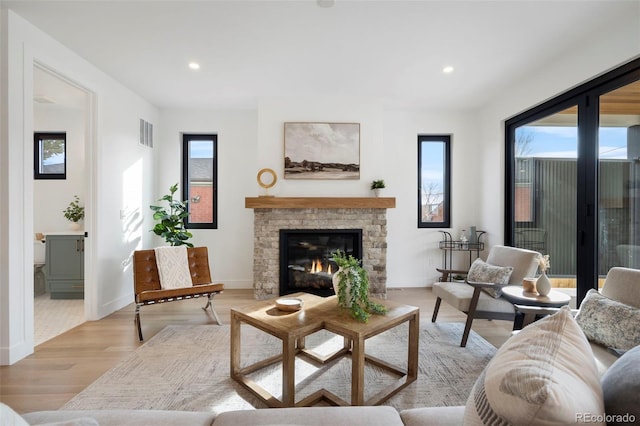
[245,196,396,209]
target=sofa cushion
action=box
[1,403,29,426]
[590,341,622,377]
[23,410,216,426]
[601,345,640,424]
[467,258,513,298]
[463,306,605,425]
[400,406,465,426]
[575,289,640,352]
[33,419,98,426]
[433,281,516,314]
[1,404,100,426]
[212,406,403,426]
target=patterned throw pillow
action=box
[575,289,640,351]
[463,307,604,425]
[467,258,513,298]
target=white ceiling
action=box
[6,0,640,111]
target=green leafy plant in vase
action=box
[150,183,193,247]
[63,195,84,229]
[331,249,387,322]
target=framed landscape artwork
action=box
[284,122,360,179]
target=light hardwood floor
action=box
[0,288,513,414]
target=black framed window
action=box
[418,134,451,228]
[34,132,66,179]
[182,134,217,229]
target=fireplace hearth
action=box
[280,229,362,297]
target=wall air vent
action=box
[139,118,153,148]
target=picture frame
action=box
[284,122,360,180]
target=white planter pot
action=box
[332,267,352,308]
[536,272,551,296]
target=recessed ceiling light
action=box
[188,62,200,70]
[442,66,454,74]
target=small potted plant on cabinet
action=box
[63,195,84,230]
[331,250,387,322]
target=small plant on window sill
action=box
[150,183,193,247]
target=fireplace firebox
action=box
[279,229,363,297]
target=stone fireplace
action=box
[246,197,395,300]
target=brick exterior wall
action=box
[252,208,388,299]
[189,186,214,223]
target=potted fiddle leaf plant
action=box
[331,250,387,322]
[149,183,194,247]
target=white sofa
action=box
[12,267,640,426]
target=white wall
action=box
[256,97,385,197]
[0,10,159,364]
[256,97,455,287]
[34,105,86,233]
[156,109,257,288]
[257,98,483,286]
[383,109,482,286]
[157,98,481,290]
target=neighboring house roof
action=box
[42,164,64,174]
[190,158,213,182]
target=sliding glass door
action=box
[506,58,640,305]
[512,107,579,289]
[598,81,640,274]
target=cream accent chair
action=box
[431,245,540,347]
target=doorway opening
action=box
[32,64,90,345]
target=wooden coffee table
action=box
[230,292,419,407]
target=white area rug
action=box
[63,322,495,415]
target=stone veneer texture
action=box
[253,208,388,300]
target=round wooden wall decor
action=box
[257,168,277,194]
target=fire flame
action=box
[310,259,332,274]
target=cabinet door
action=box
[46,235,84,279]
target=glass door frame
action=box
[505,57,640,306]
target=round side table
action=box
[501,285,571,328]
